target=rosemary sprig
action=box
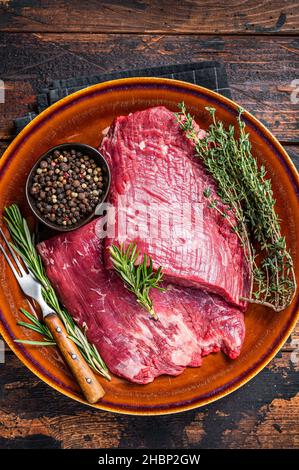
[176,103,296,311]
[4,204,111,380]
[15,307,55,346]
[110,243,165,320]
[15,308,55,346]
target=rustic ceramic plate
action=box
[0,78,298,415]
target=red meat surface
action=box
[100,106,250,309]
[37,220,245,384]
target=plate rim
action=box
[0,76,298,415]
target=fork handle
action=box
[44,313,105,404]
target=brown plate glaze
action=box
[0,78,298,415]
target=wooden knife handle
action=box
[44,313,105,404]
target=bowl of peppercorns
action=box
[26,143,111,231]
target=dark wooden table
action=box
[0,1,298,449]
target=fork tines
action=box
[0,227,26,278]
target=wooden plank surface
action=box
[0,4,298,448]
[0,0,298,34]
[0,33,298,141]
[0,339,298,449]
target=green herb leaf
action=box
[110,243,165,320]
[15,339,56,346]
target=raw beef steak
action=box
[37,220,245,384]
[100,106,250,309]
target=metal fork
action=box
[0,227,105,404]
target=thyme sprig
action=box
[176,103,296,311]
[4,204,111,380]
[110,243,165,320]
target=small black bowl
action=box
[26,143,111,232]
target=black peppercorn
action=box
[30,147,106,227]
